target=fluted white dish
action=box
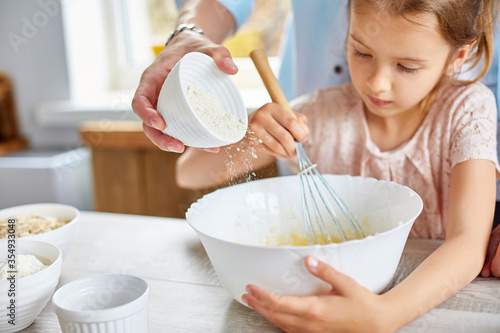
[52,274,150,333]
[0,203,80,259]
[186,175,423,305]
[157,51,248,148]
[0,240,62,333]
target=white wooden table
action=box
[22,211,500,332]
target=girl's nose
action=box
[367,67,391,93]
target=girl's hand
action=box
[242,257,387,333]
[481,225,500,277]
[249,103,308,158]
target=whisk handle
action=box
[250,48,296,118]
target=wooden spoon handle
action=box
[250,48,296,118]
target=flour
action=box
[185,84,246,140]
[224,128,261,186]
[0,254,47,281]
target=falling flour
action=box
[185,84,246,140]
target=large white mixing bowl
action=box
[186,175,423,305]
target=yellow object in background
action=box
[223,29,263,58]
[152,29,263,58]
[153,45,165,57]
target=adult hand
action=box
[131,31,238,153]
[481,224,500,277]
[248,103,308,158]
[241,256,386,333]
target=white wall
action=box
[0,0,74,148]
[0,0,139,149]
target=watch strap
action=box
[165,24,205,46]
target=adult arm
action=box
[176,0,238,43]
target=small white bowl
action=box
[157,51,248,148]
[0,240,62,333]
[52,274,150,333]
[186,175,423,305]
[0,203,80,259]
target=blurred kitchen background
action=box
[0,0,290,216]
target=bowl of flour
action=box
[157,52,248,148]
[0,240,62,332]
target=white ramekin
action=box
[52,274,150,333]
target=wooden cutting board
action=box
[0,73,28,156]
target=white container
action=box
[0,148,93,211]
[0,240,62,333]
[52,274,150,333]
[186,175,423,305]
[0,203,80,259]
[157,52,248,148]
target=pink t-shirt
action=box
[288,82,500,239]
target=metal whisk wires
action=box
[250,48,365,245]
[296,143,365,244]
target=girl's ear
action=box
[447,41,476,75]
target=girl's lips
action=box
[368,95,391,107]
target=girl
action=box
[177,0,499,331]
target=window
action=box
[146,0,291,59]
[146,0,291,109]
[109,0,292,76]
[45,0,290,119]
[105,0,155,91]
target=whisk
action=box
[250,49,365,245]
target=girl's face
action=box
[347,7,453,118]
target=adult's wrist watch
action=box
[165,23,205,46]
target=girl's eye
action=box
[398,64,420,74]
[354,49,371,58]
